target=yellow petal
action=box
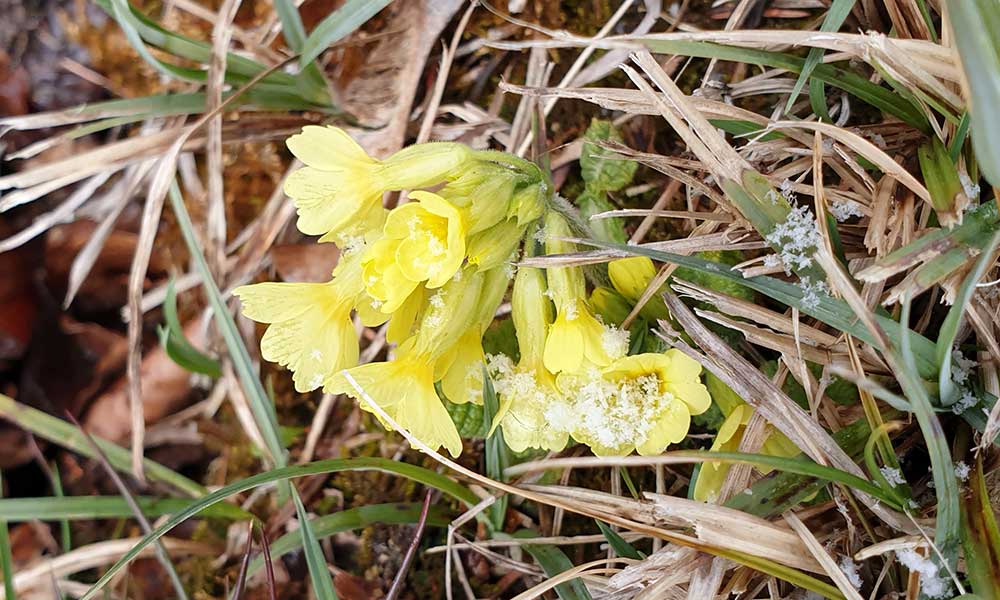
[608,256,656,301]
[286,126,374,170]
[233,282,317,323]
[326,358,462,457]
[665,380,712,415]
[543,312,584,373]
[283,167,381,236]
[663,348,703,381]
[636,400,691,455]
[259,304,358,393]
[386,287,425,343]
[440,331,485,405]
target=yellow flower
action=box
[233,252,366,392]
[490,267,569,452]
[438,164,519,235]
[362,190,467,312]
[555,350,710,456]
[607,256,668,320]
[693,374,799,502]
[326,345,462,457]
[541,212,617,373]
[284,126,470,241]
[589,286,633,327]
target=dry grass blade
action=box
[783,511,864,600]
[385,490,433,600]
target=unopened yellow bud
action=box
[467,219,524,271]
[512,267,553,364]
[381,142,472,190]
[589,287,632,326]
[508,184,545,225]
[607,256,669,320]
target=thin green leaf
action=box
[785,0,857,113]
[595,520,644,560]
[50,463,72,553]
[249,503,452,576]
[949,112,972,162]
[514,530,593,600]
[960,457,1000,599]
[300,0,393,67]
[634,38,928,130]
[483,371,509,532]
[0,393,206,497]
[159,279,221,377]
[807,76,833,123]
[937,229,1000,404]
[167,182,286,466]
[577,239,940,378]
[918,137,966,219]
[0,472,15,600]
[0,496,249,521]
[292,487,338,600]
[948,0,1000,187]
[77,457,478,600]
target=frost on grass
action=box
[880,466,906,487]
[830,200,864,222]
[896,550,951,599]
[954,461,970,482]
[764,205,821,274]
[839,556,863,590]
[951,350,977,386]
[798,277,829,310]
[959,172,981,200]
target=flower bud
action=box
[381,142,472,190]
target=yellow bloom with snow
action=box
[541,212,618,373]
[490,267,569,452]
[326,344,462,458]
[554,350,710,456]
[361,190,467,313]
[233,251,366,392]
[283,126,470,242]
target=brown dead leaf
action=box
[334,571,383,600]
[272,243,340,283]
[82,319,205,442]
[332,0,464,157]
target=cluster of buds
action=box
[236,126,710,458]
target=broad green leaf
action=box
[918,137,966,222]
[578,189,627,244]
[158,279,221,377]
[0,496,248,521]
[445,396,487,438]
[580,119,638,192]
[300,0,393,67]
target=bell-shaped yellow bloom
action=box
[541,211,618,373]
[234,278,359,393]
[607,256,669,320]
[284,126,471,241]
[439,329,486,405]
[326,346,462,457]
[490,267,569,452]
[555,350,710,456]
[362,191,467,313]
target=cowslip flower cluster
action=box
[236,126,711,459]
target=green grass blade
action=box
[50,463,72,552]
[159,279,221,377]
[947,0,1000,187]
[0,472,15,600]
[291,487,338,599]
[576,239,940,378]
[483,371,509,532]
[0,496,249,521]
[514,530,593,600]
[248,503,452,576]
[936,229,1000,403]
[272,0,307,52]
[0,394,206,497]
[595,520,644,560]
[785,0,857,113]
[949,112,972,162]
[167,182,286,466]
[76,457,478,600]
[634,38,928,130]
[960,457,1000,599]
[299,0,392,67]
